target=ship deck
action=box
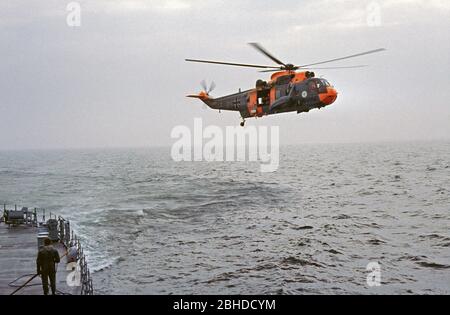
[0,222,81,295]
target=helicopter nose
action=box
[320,87,338,105]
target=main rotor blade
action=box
[259,65,368,73]
[301,65,369,69]
[298,48,386,68]
[186,59,278,69]
[249,43,287,66]
[259,69,283,73]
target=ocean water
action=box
[0,142,449,295]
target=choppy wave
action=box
[1,143,449,294]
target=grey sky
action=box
[0,0,449,150]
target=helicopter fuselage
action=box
[193,71,338,121]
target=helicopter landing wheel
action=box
[240,119,246,127]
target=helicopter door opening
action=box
[257,89,270,108]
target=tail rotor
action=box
[200,80,216,109]
[201,80,216,95]
[187,80,216,109]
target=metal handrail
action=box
[57,215,94,295]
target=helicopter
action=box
[186,43,385,127]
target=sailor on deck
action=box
[36,238,60,295]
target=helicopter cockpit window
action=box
[321,79,330,87]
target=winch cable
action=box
[9,274,39,295]
[9,273,41,288]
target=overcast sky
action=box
[0,0,449,150]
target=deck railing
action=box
[61,218,94,295]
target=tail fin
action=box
[187,94,205,99]
[186,91,211,102]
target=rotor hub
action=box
[284,64,297,71]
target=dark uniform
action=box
[36,245,60,295]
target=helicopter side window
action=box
[287,82,296,95]
[308,81,318,92]
[290,85,297,96]
[276,75,293,85]
[276,89,282,99]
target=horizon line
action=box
[0,138,449,152]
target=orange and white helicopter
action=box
[186,43,385,126]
